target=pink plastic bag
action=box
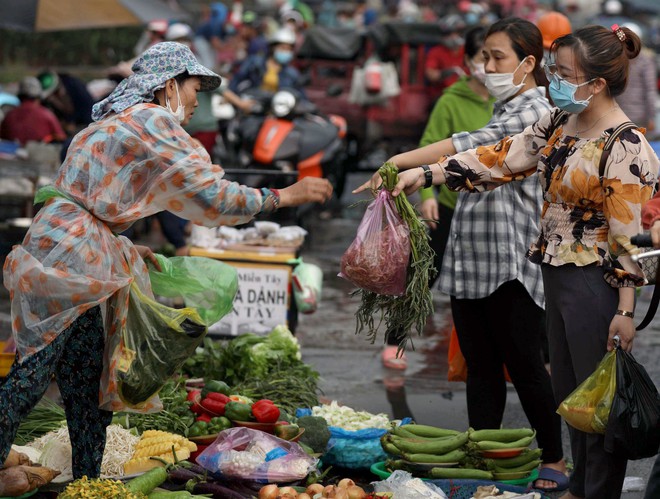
[339,189,410,295]
[196,427,318,483]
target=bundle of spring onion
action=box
[354,162,436,349]
[13,397,66,446]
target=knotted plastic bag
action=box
[605,348,660,460]
[339,189,410,296]
[292,260,323,314]
[196,427,318,483]
[557,349,617,433]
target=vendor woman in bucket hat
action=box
[0,42,332,478]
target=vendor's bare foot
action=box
[535,460,568,491]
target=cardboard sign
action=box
[210,263,291,336]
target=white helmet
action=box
[166,23,193,41]
[269,27,296,46]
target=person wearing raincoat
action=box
[0,42,332,478]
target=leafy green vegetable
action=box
[354,162,436,350]
[14,398,66,445]
[296,416,331,453]
[112,377,194,436]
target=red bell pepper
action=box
[251,400,280,423]
[196,413,212,423]
[201,397,227,416]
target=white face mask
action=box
[165,80,186,124]
[469,60,487,84]
[484,57,528,101]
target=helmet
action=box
[147,19,169,36]
[269,28,296,46]
[537,11,572,49]
[166,23,193,41]
[37,71,59,99]
[18,77,42,99]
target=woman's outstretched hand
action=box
[353,170,383,195]
[279,177,333,208]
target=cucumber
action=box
[400,424,460,438]
[486,448,543,469]
[474,432,536,451]
[428,467,494,480]
[390,432,468,454]
[403,449,466,463]
[381,437,405,456]
[492,459,542,474]
[391,426,420,438]
[469,427,535,443]
[125,467,168,494]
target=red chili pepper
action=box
[252,401,280,423]
[196,413,212,423]
[187,390,205,415]
[206,392,231,404]
[201,397,227,416]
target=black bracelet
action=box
[421,165,433,189]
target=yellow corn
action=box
[132,442,182,458]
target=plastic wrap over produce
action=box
[373,470,447,498]
[196,427,318,483]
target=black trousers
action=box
[451,279,563,464]
[542,263,627,499]
[386,203,453,346]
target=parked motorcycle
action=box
[215,87,348,198]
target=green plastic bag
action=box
[292,261,323,314]
[557,349,617,433]
[148,254,238,326]
[117,282,207,407]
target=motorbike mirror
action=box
[326,84,343,97]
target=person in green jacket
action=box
[382,25,496,369]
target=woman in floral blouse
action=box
[392,25,658,499]
[0,42,332,478]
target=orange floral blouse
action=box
[438,109,659,288]
[2,103,278,412]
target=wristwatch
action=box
[616,309,634,319]
[421,165,433,189]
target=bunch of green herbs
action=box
[354,162,436,350]
[14,398,66,445]
[111,377,194,436]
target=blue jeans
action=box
[0,307,112,478]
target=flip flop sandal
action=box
[533,467,570,492]
[382,345,408,370]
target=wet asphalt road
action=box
[0,171,658,497]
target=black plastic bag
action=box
[605,348,660,460]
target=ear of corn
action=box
[124,431,196,475]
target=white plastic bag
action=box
[372,470,448,499]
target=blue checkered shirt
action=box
[438,87,552,308]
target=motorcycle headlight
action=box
[271,90,297,118]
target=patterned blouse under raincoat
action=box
[437,108,659,288]
[3,103,278,410]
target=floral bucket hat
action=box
[92,42,222,121]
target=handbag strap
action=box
[598,121,637,177]
[637,280,660,330]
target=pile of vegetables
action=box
[381,423,541,481]
[28,424,140,481]
[311,402,390,431]
[259,479,367,499]
[112,378,195,437]
[14,397,67,445]
[182,326,320,413]
[353,163,436,349]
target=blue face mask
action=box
[546,68,594,114]
[274,50,293,65]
